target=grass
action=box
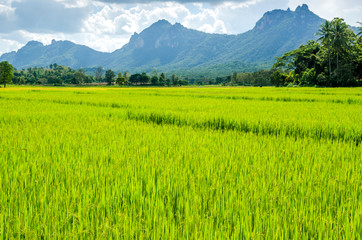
[0,86,361,239]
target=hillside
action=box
[0,4,324,76]
[0,40,109,69]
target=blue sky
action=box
[0,0,361,55]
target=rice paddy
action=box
[0,86,361,239]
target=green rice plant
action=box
[0,86,361,239]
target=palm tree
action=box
[358,22,362,37]
[316,20,333,81]
[330,18,350,72]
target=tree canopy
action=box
[0,61,14,88]
[272,18,361,87]
[105,69,115,85]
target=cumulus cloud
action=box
[182,5,227,33]
[82,2,192,35]
[0,38,23,54]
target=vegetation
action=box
[11,64,92,85]
[0,6,360,239]
[272,18,361,87]
[95,66,103,82]
[9,65,188,86]
[115,72,128,86]
[105,69,116,85]
[0,86,361,238]
[0,61,14,88]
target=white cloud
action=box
[54,0,91,8]
[82,2,192,35]
[182,5,227,33]
[0,2,15,16]
[83,5,118,34]
[0,38,22,54]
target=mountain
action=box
[0,4,324,76]
[104,20,236,74]
[0,40,109,69]
[104,5,324,75]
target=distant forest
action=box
[1,18,361,88]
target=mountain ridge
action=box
[0,4,325,76]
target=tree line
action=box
[0,64,190,87]
[108,70,189,86]
[9,64,92,86]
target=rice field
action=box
[0,86,361,239]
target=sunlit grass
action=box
[0,86,361,238]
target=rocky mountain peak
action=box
[128,20,187,50]
[150,19,172,29]
[253,4,316,32]
[295,4,310,12]
[25,41,43,48]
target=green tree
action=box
[129,73,141,85]
[116,72,128,86]
[151,76,159,85]
[273,41,321,84]
[330,18,352,72]
[178,79,189,86]
[317,20,333,81]
[356,22,362,38]
[139,72,150,84]
[73,69,86,84]
[159,73,166,86]
[0,61,14,88]
[47,76,63,85]
[105,69,115,85]
[300,68,316,86]
[19,76,26,85]
[166,78,171,86]
[353,36,362,80]
[171,74,178,86]
[151,70,158,85]
[95,67,103,82]
[123,72,130,82]
[230,72,237,85]
[273,18,360,87]
[270,71,286,87]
